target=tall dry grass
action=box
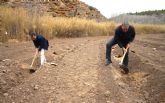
[134,24,165,34]
[0,6,165,42]
[37,16,115,38]
[0,6,30,42]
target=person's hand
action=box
[112,45,117,52]
[126,43,131,50]
[122,47,127,53]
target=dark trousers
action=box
[106,37,129,67]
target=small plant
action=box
[89,6,95,11]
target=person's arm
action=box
[129,26,136,43]
[38,36,45,51]
[32,40,39,53]
[114,27,123,48]
[33,40,39,48]
[35,48,39,54]
[125,26,136,50]
[33,39,39,51]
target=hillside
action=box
[110,10,165,24]
[0,0,106,21]
[128,9,165,16]
[110,9,165,24]
[110,14,165,24]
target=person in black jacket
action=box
[105,21,136,74]
[29,32,49,66]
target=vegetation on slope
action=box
[128,9,165,15]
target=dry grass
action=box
[0,6,165,42]
[37,16,115,38]
[134,23,165,34]
[0,6,30,42]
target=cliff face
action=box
[1,0,107,21]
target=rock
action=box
[135,99,146,103]
[144,91,149,99]
[29,69,36,73]
[34,85,39,90]
[152,48,157,51]
[106,101,114,103]
[104,91,111,97]
[43,76,47,79]
[65,46,70,50]
[80,44,84,46]
[0,79,7,84]
[2,59,11,62]
[19,63,29,69]
[20,100,24,103]
[131,50,136,53]
[0,66,5,68]
[53,51,58,55]
[145,60,149,63]
[118,82,126,89]
[3,93,9,97]
[143,73,150,78]
[50,62,58,66]
[143,44,147,47]
[5,45,9,47]
[2,70,7,73]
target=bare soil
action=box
[0,34,165,103]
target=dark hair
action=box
[29,32,37,37]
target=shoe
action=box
[105,59,112,66]
[119,64,129,74]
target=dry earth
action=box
[0,34,165,103]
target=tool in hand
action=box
[119,48,127,65]
[29,53,37,73]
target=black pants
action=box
[106,37,129,67]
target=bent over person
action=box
[29,32,49,67]
[105,21,136,74]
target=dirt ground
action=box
[0,34,165,103]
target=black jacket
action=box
[114,25,136,45]
[33,35,49,51]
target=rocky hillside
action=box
[0,0,106,21]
